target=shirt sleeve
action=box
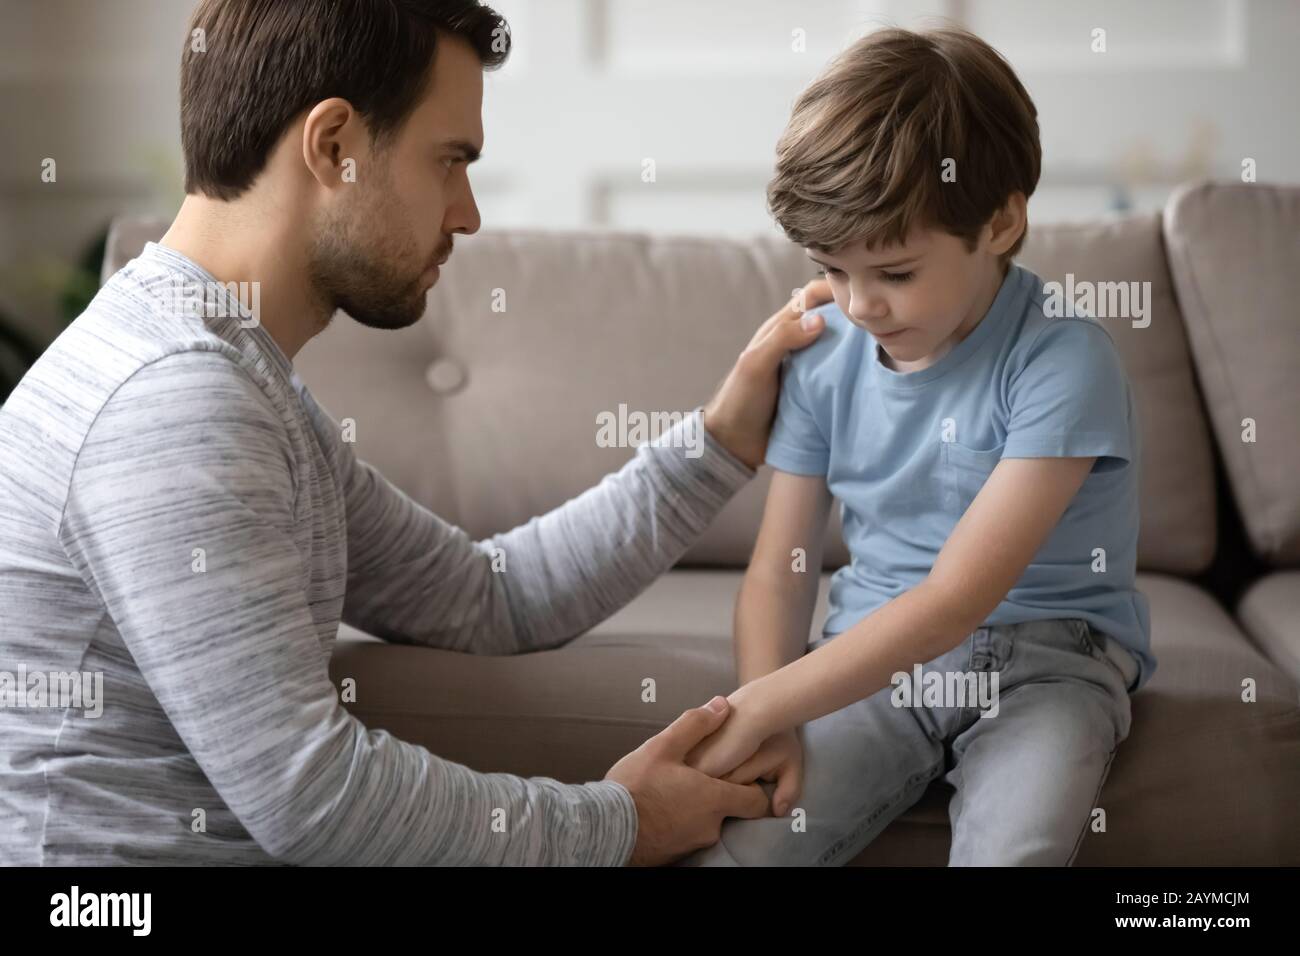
[297,385,755,656]
[60,351,637,866]
[1002,317,1134,470]
[764,351,831,476]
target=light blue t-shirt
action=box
[767,262,1154,692]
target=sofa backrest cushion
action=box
[1164,181,1300,566]
[296,229,854,569]
[1016,213,1218,574]
[102,215,1218,574]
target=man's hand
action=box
[605,696,771,866]
[701,279,832,469]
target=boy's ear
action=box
[985,192,1028,257]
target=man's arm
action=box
[321,280,832,656]
[694,455,1096,773]
[61,353,637,865]
[327,401,756,655]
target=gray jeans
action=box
[680,617,1138,866]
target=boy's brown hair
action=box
[180,0,511,201]
[767,26,1041,260]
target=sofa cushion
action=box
[293,228,853,569]
[1017,215,1217,574]
[1237,572,1300,688]
[1164,181,1300,565]
[294,222,1213,575]
[330,570,1300,864]
[102,215,1218,574]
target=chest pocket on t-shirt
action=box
[941,440,1005,518]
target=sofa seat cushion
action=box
[330,571,1300,864]
[1237,572,1300,688]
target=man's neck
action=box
[159,194,329,361]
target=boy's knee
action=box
[678,816,818,867]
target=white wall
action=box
[475,0,1299,234]
[2,0,1298,331]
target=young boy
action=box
[681,26,1152,866]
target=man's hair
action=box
[766,27,1040,260]
[181,0,510,200]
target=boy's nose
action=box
[849,296,888,323]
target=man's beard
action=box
[306,193,440,332]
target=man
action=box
[0,0,826,866]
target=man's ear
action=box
[985,192,1028,257]
[301,97,364,190]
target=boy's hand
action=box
[683,696,771,782]
[722,728,804,818]
[701,279,832,469]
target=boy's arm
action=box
[734,470,834,686]
[728,456,1096,747]
[686,469,830,779]
[715,304,1132,747]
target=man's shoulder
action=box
[0,278,269,534]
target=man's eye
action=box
[816,267,845,279]
[882,271,914,283]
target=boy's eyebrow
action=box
[440,139,482,163]
[807,253,919,270]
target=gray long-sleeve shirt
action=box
[0,241,755,866]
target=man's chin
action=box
[343,295,428,331]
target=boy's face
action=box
[806,227,1009,371]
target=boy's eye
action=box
[815,266,912,283]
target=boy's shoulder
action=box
[778,267,1130,394]
[1004,267,1128,385]
[782,301,866,383]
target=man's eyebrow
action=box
[806,252,919,270]
[441,139,482,163]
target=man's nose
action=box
[445,178,481,236]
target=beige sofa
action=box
[102,180,1300,865]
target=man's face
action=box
[807,227,1005,370]
[308,36,485,330]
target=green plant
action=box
[0,225,108,403]
[0,306,42,404]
